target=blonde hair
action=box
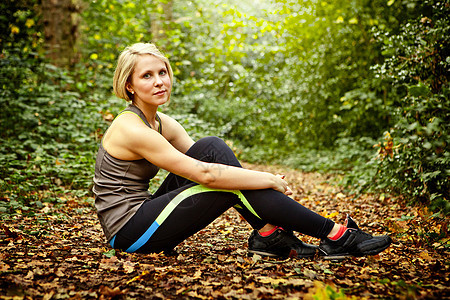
[113,43,174,102]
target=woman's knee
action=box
[195,136,226,147]
[187,136,240,166]
[187,136,228,155]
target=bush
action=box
[372,1,449,213]
[0,49,108,212]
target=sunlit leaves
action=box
[80,0,155,64]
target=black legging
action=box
[112,136,335,253]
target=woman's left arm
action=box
[158,113,292,195]
[159,113,195,153]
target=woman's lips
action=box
[154,90,166,96]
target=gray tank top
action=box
[93,105,161,241]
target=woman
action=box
[93,43,391,259]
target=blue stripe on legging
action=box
[124,185,261,253]
[126,221,160,252]
[109,235,116,248]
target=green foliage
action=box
[172,0,422,153]
[371,1,449,212]
[0,0,43,54]
[0,51,108,213]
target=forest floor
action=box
[1,163,449,299]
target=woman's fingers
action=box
[285,186,293,196]
[275,174,292,195]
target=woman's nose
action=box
[154,76,163,86]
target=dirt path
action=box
[1,164,449,299]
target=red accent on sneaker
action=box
[259,226,279,237]
[329,224,347,241]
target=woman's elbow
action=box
[195,171,217,188]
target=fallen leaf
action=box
[99,285,122,297]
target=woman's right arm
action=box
[108,113,290,194]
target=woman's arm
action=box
[110,113,290,193]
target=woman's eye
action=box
[160,70,167,76]
[143,73,151,79]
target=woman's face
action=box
[127,54,171,107]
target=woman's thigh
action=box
[113,183,238,253]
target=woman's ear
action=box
[126,82,134,94]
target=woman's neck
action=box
[132,101,159,129]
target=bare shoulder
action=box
[158,112,183,129]
[103,112,161,160]
[157,112,194,153]
[157,112,186,136]
[113,111,151,136]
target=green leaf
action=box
[103,249,116,258]
[408,83,430,97]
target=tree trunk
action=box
[41,0,81,67]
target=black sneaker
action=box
[319,215,392,260]
[248,228,317,259]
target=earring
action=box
[131,91,134,94]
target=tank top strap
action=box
[121,104,162,134]
[155,113,162,134]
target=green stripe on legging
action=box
[125,185,260,253]
[156,185,261,223]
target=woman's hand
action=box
[274,174,293,196]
